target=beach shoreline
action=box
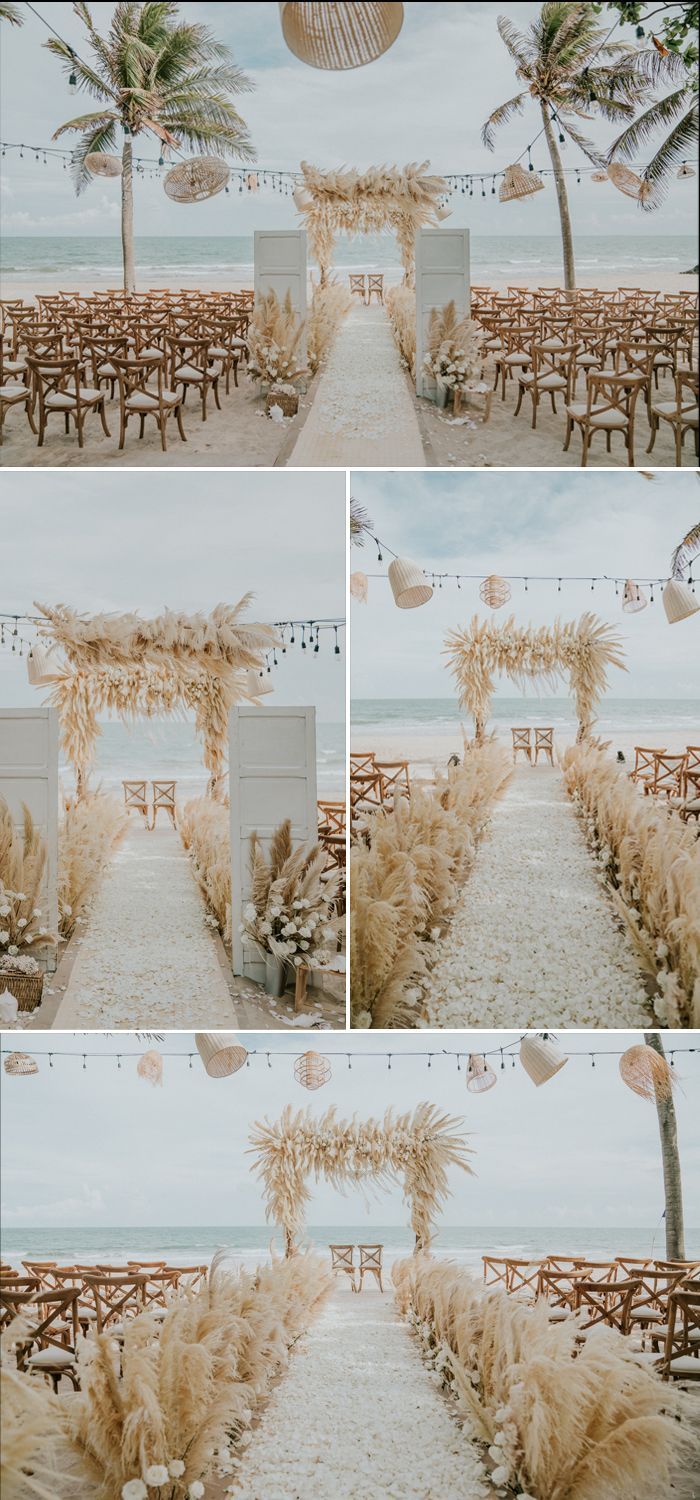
[351,724,695,777]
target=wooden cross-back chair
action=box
[538,1267,588,1319]
[511,727,532,763]
[648,368,699,466]
[533,727,554,764]
[350,750,376,775]
[680,767,700,823]
[123,779,150,825]
[21,1261,61,1290]
[318,800,346,836]
[12,1287,81,1393]
[200,313,248,392]
[660,1287,700,1380]
[167,334,221,421]
[81,1273,147,1333]
[27,354,110,448]
[374,761,411,801]
[515,342,575,429]
[349,274,367,303]
[574,1277,640,1335]
[168,1264,208,1294]
[507,1259,542,1299]
[329,1244,357,1291]
[646,752,687,799]
[627,1267,688,1334]
[629,746,666,786]
[493,325,537,400]
[367,274,384,305]
[111,351,187,453]
[151,780,177,830]
[564,369,640,467]
[357,1244,384,1292]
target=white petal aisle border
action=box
[230,1290,491,1500]
[423,766,651,1029]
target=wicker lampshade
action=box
[519,1033,568,1087]
[619,1044,674,1102]
[677,163,695,179]
[4,1052,39,1076]
[622,579,648,613]
[136,1049,163,1086]
[246,172,259,193]
[591,170,608,183]
[246,667,275,697]
[195,1032,248,1078]
[279,2,404,70]
[466,1054,497,1094]
[479,574,511,609]
[435,203,452,221]
[607,162,645,200]
[85,152,122,178]
[350,571,369,603]
[294,1050,331,1089]
[662,578,699,624]
[388,557,433,609]
[164,156,230,203]
[499,164,544,202]
[26,643,59,685]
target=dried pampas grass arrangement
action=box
[244,818,342,967]
[57,792,127,939]
[444,613,626,743]
[385,285,417,375]
[0,1325,84,1499]
[179,796,232,943]
[247,289,308,386]
[562,742,700,1028]
[250,1102,473,1255]
[297,160,448,282]
[307,279,352,372]
[0,798,56,956]
[350,738,511,1026]
[392,1257,686,1500]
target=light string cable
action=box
[2,1043,698,1068]
[0,612,346,669]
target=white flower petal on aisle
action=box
[423,766,651,1028]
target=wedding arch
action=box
[444,612,627,743]
[34,599,278,797]
[295,160,449,284]
[249,1101,473,1255]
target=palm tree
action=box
[607,76,698,209]
[0,3,23,22]
[644,1032,685,1259]
[46,2,255,291]
[482,2,672,287]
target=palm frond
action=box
[638,100,699,210]
[481,91,528,149]
[607,87,695,162]
[0,3,23,24]
[350,497,374,546]
[560,116,606,164]
[495,14,535,71]
[671,521,700,579]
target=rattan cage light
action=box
[195,1032,248,1078]
[4,1052,39,1076]
[164,156,230,203]
[294,1050,332,1090]
[279,2,404,70]
[619,1043,674,1101]
[622,579,648,613]
[479,574,511,609]
[607,162,645,200]
[388,557,433,609]
[499,163,544,202]
[85,152,123,178]
[466,1054,497,1094]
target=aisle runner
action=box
[424,765,651,1029]
[288,304,426,467]
[231,1289,490,1500]
[56,822,234,1027]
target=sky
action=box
[0,470,346,721]
[1,1029,699,1231]
[350,469,700,701]
[0,2,697,240]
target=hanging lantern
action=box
[388,557,433,609]
[294,1050,331,1089]
[279,2,404,70]
[164,157,230,203]
[662,578,699,624]
[435,203,452,222]
[136,1049,163,1087]
[26,643,59,686]
[4,1052,39,1076]
[350,571,369,603]
[479,574,511,609]
[677,163,695,179]
[293,184,312,211]
[519,1033,568,1087]
[246,172,259,193]
[622,579,648,613]
[607,162,647,201]
[499,164,544,202]
[195,1032,248,1078]
[85,152,123,178]
[466,1054,497,1094]
[619,1044,675,1101]
[245,667,275,697]
[591,170,608,183]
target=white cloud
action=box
[2,1184,105,1224]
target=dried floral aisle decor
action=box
[294,161,449,284]
[249,1102,472,1255]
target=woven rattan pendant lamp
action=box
[499,164,544,202]
[85,152,123,178]
[279,2,404,70]
[622,579,648,613]
[195,1033,248,1078]
[388,557,433,609]
[164,156,230,203]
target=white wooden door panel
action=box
[415,228,470,397]
[0,708,59,971]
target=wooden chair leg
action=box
[176,404,186,442]
[99,401,110,437]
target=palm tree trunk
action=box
[644,1031,686,1259]
[121,139,135,293]
[541,104,576,291]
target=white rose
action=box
[270,906,281,918]
[15,893,26,902]
[0,932,9,944]
[122,1483,148,1500]
[0,905,10,917]
[188,1485,205,1499]
[259,920,272,935]
[8,945,18,956]
[17,919,27,929]
[33,908,41,917]
[243,903,256,921]
[168,1461,186,1478]
[144,1465,169,1487]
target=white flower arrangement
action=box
[242,818,341,966]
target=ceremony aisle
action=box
[423,765,652,1029]
[289,304,426,468]
[230,1286,491,1500]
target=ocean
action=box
[352,696,700,740]
[1,233,697,284]
[3,1223,696,1273]
[58,719,345,799]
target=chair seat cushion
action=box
[230,336,247,348]
[576,353,601,366]
[520,372,567,390]
[4,359,26,373]
[504,351,531,365]
[45,388,101,408]
[630,1307,663,1321]
[651,400,699,420]
[668,1355,700,1375]
[97,362,116,376]
[127,389,179,410]
[1,383,29,399]
[174,363,203,380]
[138,347,165,359]
[207,346,228,358]
[566,403,628,428]
[27,1347,75,1369]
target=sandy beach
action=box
[352,725,695,779]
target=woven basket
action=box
[294,1051,332,1090]
[520,1033,568,1087]
[267,387,299,417]
[499,164,544,202]
[195,1032,248,1077]
[479,574,511,609]
[622,579,648,614]
[466,1054,497,1094]
[0,971,44,1013]
[279,1,404,70]
[164,157,230,203]
[663,577,700,624]
[388,557,433,609]
[85,152,123,178]
[607,162,645,200]
[4,1052,39,1076]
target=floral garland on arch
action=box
[249,1102,473,1255]
[444,612,626,743]
[296,160,449,285]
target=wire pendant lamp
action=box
[279,2,404,70]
